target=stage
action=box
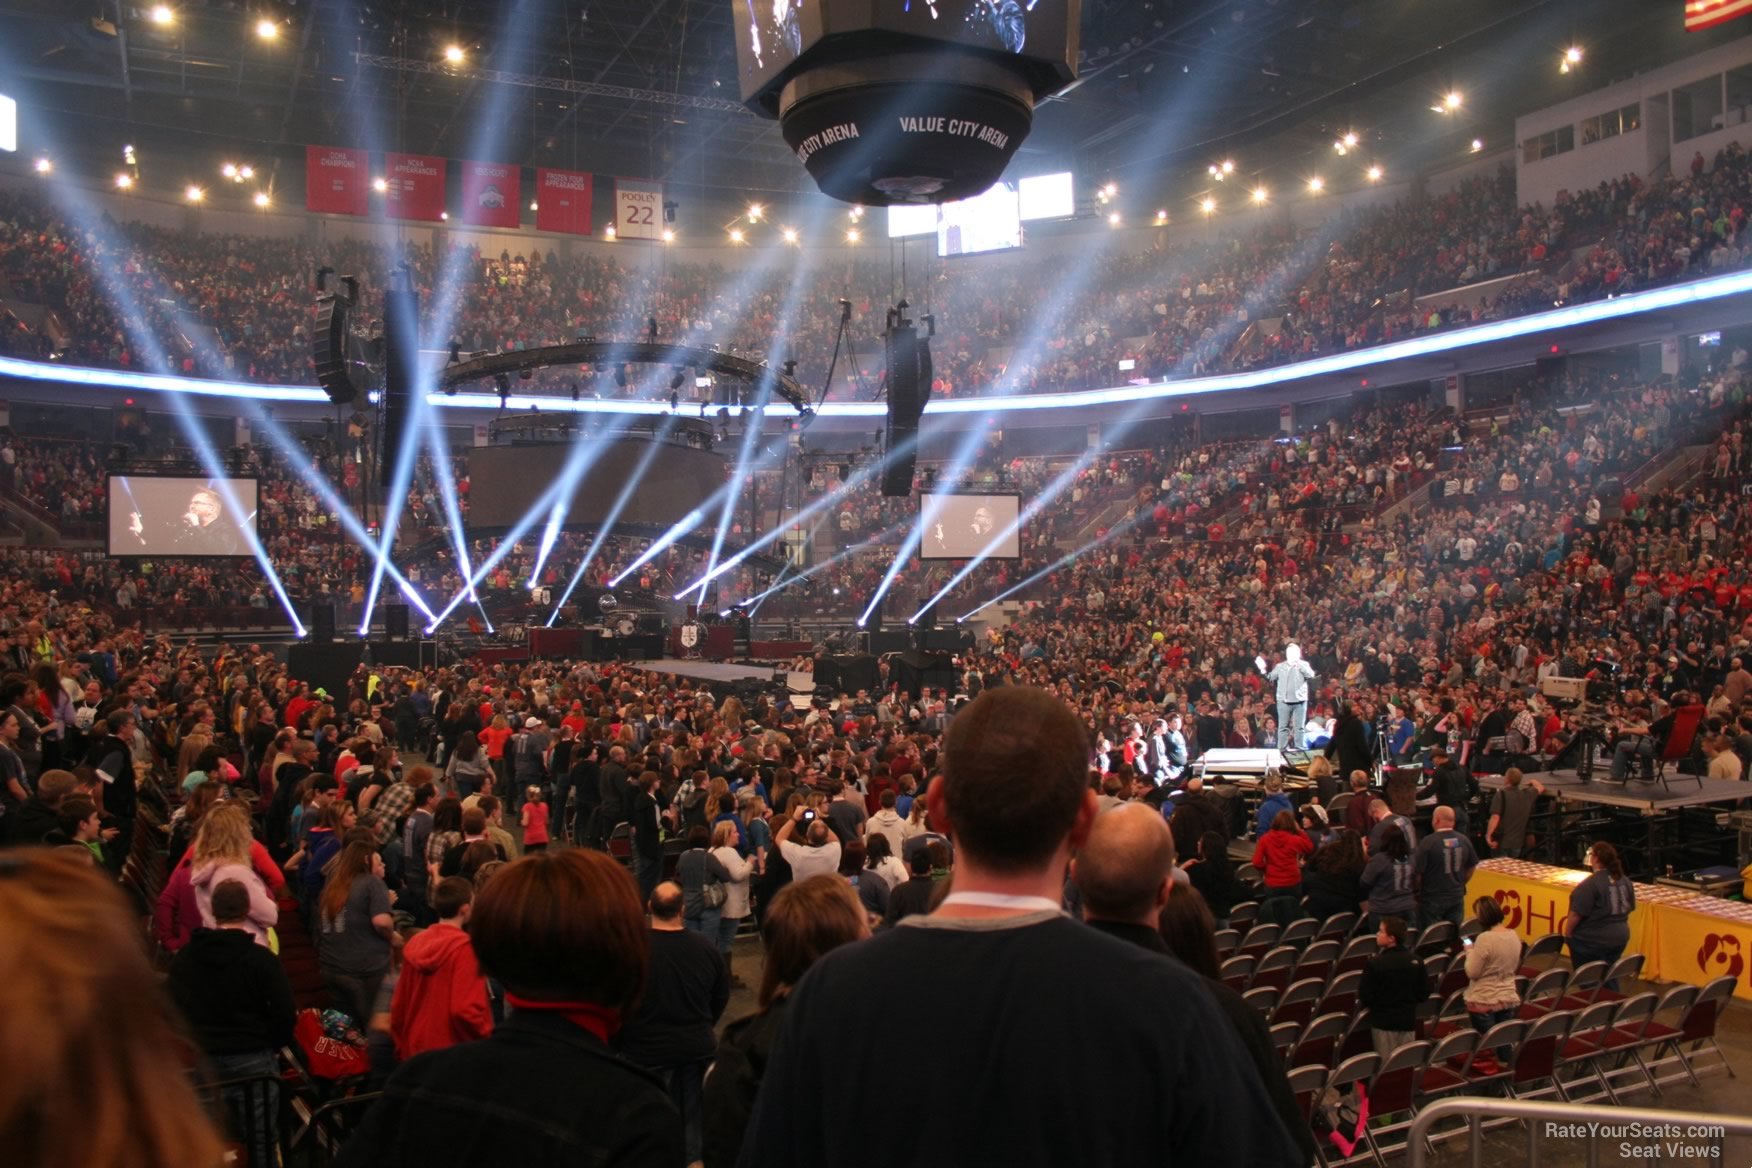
[1477,768,1749,813]
[634,658,779,686]
[1193,747,1288,777]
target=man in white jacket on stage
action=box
[1256,643,1316,751]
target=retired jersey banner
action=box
[385,152,446,222]
[1687,0,1752,32]
[461,161,521,228]
[615,179,663,240]
[305,146,368,216]
[535,168,593,235]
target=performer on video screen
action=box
[929,505,998,555]
[127,485,241,556]
[1255,642,1316,751]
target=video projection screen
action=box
[468,440,725,532]
[919,492,1020,560]
[109,476,258,557]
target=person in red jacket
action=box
[390,877,494,1061]
[1251,809,1314,926]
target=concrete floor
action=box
[713,934,1752,1166]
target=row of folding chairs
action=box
[1217,914,1466,963]
[1280,975,1737,1168]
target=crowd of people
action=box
[5,144,1752,405]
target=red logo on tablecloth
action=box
[1697,933,1745,980]
[1494,889,1523,930]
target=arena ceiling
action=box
[0,0,1746,200]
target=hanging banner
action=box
[305,146,368,216]
[461,161,521,228]
[615,179,663,240]
[535,168,593,235]
[385,152,446,222]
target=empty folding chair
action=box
[1517,933,1566,978]
[1507,1010,1574,1102]
[1558,1000,1625,1105]
[1517,967,1571,1019]
[1251,945,1300,993]
[1317,911,1359,941]
[1269,1021,1302,1063]
[1414,920,1457,960]
[1294,939,1340,985]
[1219,954,1256,993]
[1319,969,1364,1019]
[1634,984,1700,1090]
[1594,992,1661,1100]
[1339,1009,1377,1061]
[1291,1013,1349,1071]
[1673,975,1737,1083]
[1460,1018,1528,1090]
[1458,916,1484,943]
[1240,923,1282,959]
[1594,953,1645,1002]
[1286,1062,1328,1126]
[1359,1040,1433,1168]
[1335,934,1378,977]
[1228,901,1259,932]
[1213,929,1241,959]
[1413,1028,1480,1150]
[1558,960,1608,1010]
[1435,951,1470,999]
[1273,978,1326,1029]
[1426,990,1470,1040]
[1279,918,1319,948]
[1243,986,1278,1016]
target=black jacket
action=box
[1358,946,1429,1032]
[702,998,789,1168]
[1323,715,1371,780]
[3,796,65,847]
[166,927,296,1055]
[84,732,136,817]
[336,1011,681,1168]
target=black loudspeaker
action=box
[814,654,880,695]
[310,602,337,642]
[313,294,357,404]
[893,649,955,698]
[882,324,921,497]
[380,286,417,490]
[637,613,668,635]
[384,604,410,641]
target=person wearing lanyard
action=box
[738,685,1305,1168]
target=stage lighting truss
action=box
[485,411,719,452]
[440,340,814,415]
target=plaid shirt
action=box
[373,781,415,846]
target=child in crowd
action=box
[59,796,113,866]
[521,787,550,853]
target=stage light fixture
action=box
[1154,209,1167,224]
[444,44,465,63]
[661,228,675,242]
[222,162,238,178]
[845,228,860,243]
[1366,165,1383,182]
[33,158,50,174]
[253,191,270,207]
[150,4,173,24]
[1342,131,1358,148]
[240,165,254,179]
[669,368,686,391]
[115,173,133,190]
[729,227,745,243]
[1444,91,1463,111]
[1252,186,1268,204]
[1307,177,1324,193]
[604,224,617,239]
[1562,46,1582,73]
[373,177,388,192]
[185,185,204,203]
[1471,139,1484,153]
[1108,212,1121,226]
[1200,197,1215,215]
[256,18,279,40]
[747,203,764,221]
[440,211,449,220]
[782,226,799,244]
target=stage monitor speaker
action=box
[310,602,337,642]
[384,604,410,641]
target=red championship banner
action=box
[535,168,593,235]
[461,160,521,228]
[384,152,446,222]
[1687,0,1752,32]
[305,146,368,216]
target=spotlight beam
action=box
[608,508,709,589]
[745,518,911,615]
[546,415,679,625]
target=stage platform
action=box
[1478,768,1748,813]
[633,658,778,686]
[1194,747,1287,777]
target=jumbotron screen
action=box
[920,491,1020,559]
[108,476,258,557]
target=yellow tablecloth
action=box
[1467,859,1752,1000]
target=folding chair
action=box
[1556,1001,1620,1104]
[1219,954,1256,993]
[1269,1021,1303,1064]
[1635,983,1701,1089]
[1594,953,1645,1001]
[1294,938,1341,985]
[1286,1063,1328,1128]
[1279,918,1320,948]
[1673,975,1738,1083]
[1414,920,1457,959]
[1517,933,1565,978]
[1459,1018,1527,1091]
[1595,992,1661,1100]
[1336,934,1378,977]
[1435,951,1470,999]
[1317,911,1359,941]
[1228,901,1259,932]
[1413,1030,1480,1149]
[1360,1040,1433,1168]
[1557,960,1608,1010]
[1319,969,1364,1019]
[1214,928,1241,959]
[1339,1010,1377,1061]
[1273,977,1326,1029]
[1327,792,1355,821]
[1517,967,1571,1018]
[1458,916,1485,943]
[1426,990,1470,1040]
[1291,1012,1349,1072]
[1251,945,1300,993]
[1240,923,1282,959]
[1507,1010,1574,1102]
[1242,986,1278,1016]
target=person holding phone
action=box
[1462,895,1523,1072]
[774,802,842,882]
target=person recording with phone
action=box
[774,803,842,882]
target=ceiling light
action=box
[440,211,449,220]
[747,203,764,221]
[33,158,51,174]
[221,162,237,178]
[849,206,864,221]
[444,44,465,64]
[372,177,388,193]
[1334,141,1348,155]
[1444,91,1463,111]
[149,4,173,25]
[1220,160,1234,174]
[253,191,270,207]
[604,224,617,238]
[1251,186,1268,204]
[781,226,799,244]
[115,173,133,190]
[530,201,538,210]
[1366,165,1383,182]
[1471,138,1484,152]
[845,228,860,243]
[1154,209,1168,223]
[1564,46,1583,65]
[255,18,279,40]
[1307,176,1324,193]
[1107,211,1121,226]
[1200,196,1216,215]
[662,228,676,242]
[185,185,204,203]
[1342,131,1359,148]
[239,165,254,179]
[1103,181,1119,197]
[729,227,745,243]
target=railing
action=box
[1407,1098,1752,1168]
